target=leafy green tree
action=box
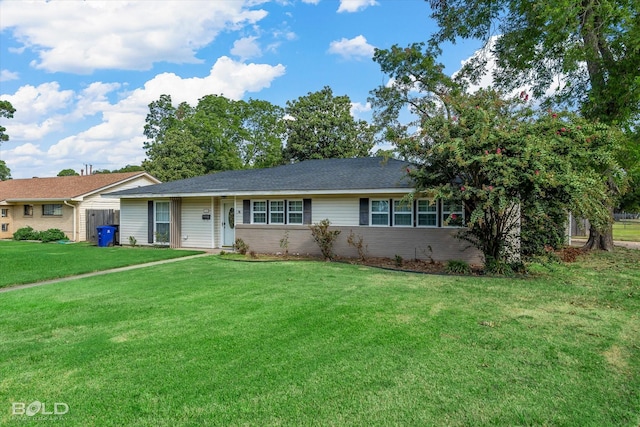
[188,95,245,172]
[112,165,145,173]
[371,46,623,263]
[143,94,286,178]
[0,160,10,181]
[284,86,374,162]
[238,99,286,168]
[425,0,640,249]
[0,100,16,144]
[57,169,79,176]
[142,128,206,181]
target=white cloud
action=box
[337,0,378,13]
[301,0,321,4]
[0,1,269,73]
[350,101,371,118]
[35,57,285,176]
[231,36,263,61]
[0,70,19,82]
[328,35,375,60]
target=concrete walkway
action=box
[0,253,213,294]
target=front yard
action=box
[0,246,638,426]
[0,241,202,288]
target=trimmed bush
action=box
[39,229,68,243]
[13,226,40,241]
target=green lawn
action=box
[614,220,640,242]
[1,250,639,426]
[0,240,203,288]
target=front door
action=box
[222,202,235,247]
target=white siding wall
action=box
[312,196,360,226]
[181,197,214,248]
[119,199,150,246]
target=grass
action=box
[613,220,640,242]
[1,251,639,425]
[0,240,203,288]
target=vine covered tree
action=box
[370,45,625,264]
[425,0,640,250]
[284,86,374,162]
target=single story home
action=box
[107,157,482,263]
[0,172,160,241]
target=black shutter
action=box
[147,201,154,243]
[266,199,270,224]
[413,199,417,227]
[284,199,288,224]
[359,198,369,226]
[389,198,393,226]
[243,200,250,224]
[303,199,312,224]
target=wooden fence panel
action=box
[86,209,120,243]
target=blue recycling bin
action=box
[97,225,116,247]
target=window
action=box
[155,201,170,242]
[252,201,266,224]
[1,224,8,232]
[393,200,412,226]
[24,205,33,217]
[42,204,63,216]
[442,201,464,227]
[417,200,438,227]
[1,209,8,218]
[288,200,303,224]
[371,200,389,226]
[269,200,284,224]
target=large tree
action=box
[0,100,16,144]
[142,128,206,182]
[425,0,640,250]
[0,100,16,180]
[143,94,285,180]
[370,45,625,263]
[284,86,374,162]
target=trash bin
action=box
[97,225,116,247]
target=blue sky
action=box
[0,0,484,179]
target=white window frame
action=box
[23,205,33,217]
[442,200,464,227]
[252,200,267,224]
[154,201,170,243]
[42,204,63,216]
[287,200,303,225]
[416,199,438,227]
[393,200,413,227]
[269,200,285,224]
[370,199,389,226]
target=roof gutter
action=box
[63,200,77,241]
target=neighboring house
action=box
[107,157,483,263]
[0,172,160,241]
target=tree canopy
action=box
[57,169,79,176]
[284,86,374,162]
[426,0,640,125]
[143,94,285,181]
[0,100,16,144]
[370,45,625,263]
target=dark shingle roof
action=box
[110,157,414,197]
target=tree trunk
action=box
[582,224,614,251]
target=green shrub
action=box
[13,226,40,241]
[309,219,341,261]
[446,260,471,275]
[39,229,68,243]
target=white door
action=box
[222,202,235,246]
